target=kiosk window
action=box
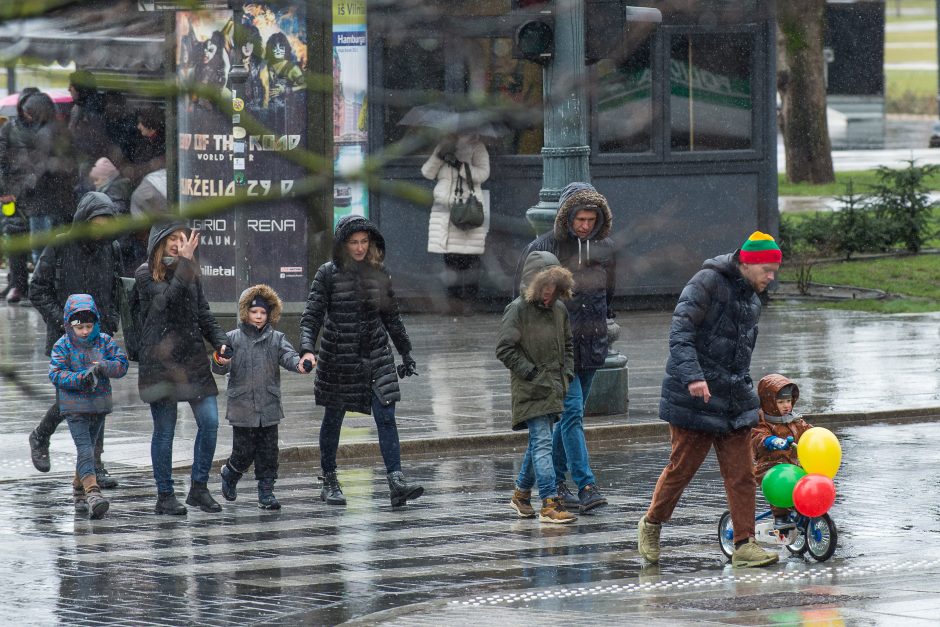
[380,36,543,155]
[595,37,653,154]
[670,33,753,151]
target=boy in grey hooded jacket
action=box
[212,284,308,509]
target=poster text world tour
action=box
[179,133,302,152]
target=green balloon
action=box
[761,463,807,508]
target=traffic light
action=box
[512,0,554,65]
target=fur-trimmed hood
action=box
[554,182,613,241]
[521,251,574,306]
[238,284,283,325]
[758,373,800,418]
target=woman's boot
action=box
[319,471,346,506]
[387,471,424,507]
[220,463,243,502]
[257,479,281,510]
[73,474,87,513]
[185,481,222,513]
[81,475,109,520]
[155,492,187,515]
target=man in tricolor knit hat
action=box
[637,231,782,568]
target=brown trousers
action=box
[647,424,756,543]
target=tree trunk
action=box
[778,0,835,184]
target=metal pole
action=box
[524,0,591,235]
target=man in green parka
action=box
[496,251,577,524]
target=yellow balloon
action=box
[797,427,842,478]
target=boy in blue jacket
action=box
[49,294,129,519]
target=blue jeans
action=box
[516,415,557,501]
[553,369,597,490]
[29,215,54,264]
[150,396,219,494]
[65,413,105,480]
[320,396,401,474]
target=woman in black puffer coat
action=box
[133,220,229,516]
[299,215,424,508]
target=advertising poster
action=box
[176,3,309,303]
[332,0,368,227]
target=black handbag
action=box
[449,161,485,231]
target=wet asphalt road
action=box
[4,420,940,625]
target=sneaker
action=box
[538,496,577,524]
[29,430,50,472]
[637,515,662,564]
[5,287,23,304]
[578,484,608,513]
[731,538,780,568]
[510,488,536,518]
[556,480,580,508]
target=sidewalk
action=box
[2,296,939,483]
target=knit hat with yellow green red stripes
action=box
[738,231,782,264]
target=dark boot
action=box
[29,404,61,472]
[155,492,187,515]
[81,475,109,520]
[257,479,280,510]
[29,429,50,473]
[95,465,118,489]
[387,470,424,507]
[186,481,222,513]
[319,472,346,506]
[94,435,118,489]
[220,463,242,502]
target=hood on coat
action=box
[21,92,56,126]
[554,182,613,241]
[15,88,39,119]
[63,293,101,344]
[521,250,574,305]
[147,219,192,260]
[758,373,800,417]
[238,284,283,325]
[331,214,386,265]
[73,191,116,226]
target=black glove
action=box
[525,366,540,382]
[397,354,418,378]
[442,153,460,169]
[219,345,234,359]
[301,359,314,373]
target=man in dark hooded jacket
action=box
[27,192,122,487]
[637,231,782,568]
[514,182,615,513]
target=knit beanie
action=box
[739,231,782,264]
[249,296,270,313]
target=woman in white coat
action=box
[421,133,490,313]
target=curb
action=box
[273,405,940,466]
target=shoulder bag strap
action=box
[463,161,476,197]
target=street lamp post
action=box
[524,0,591,235]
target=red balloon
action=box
[792,474,836,517]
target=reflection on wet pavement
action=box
[3,421,940,624]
